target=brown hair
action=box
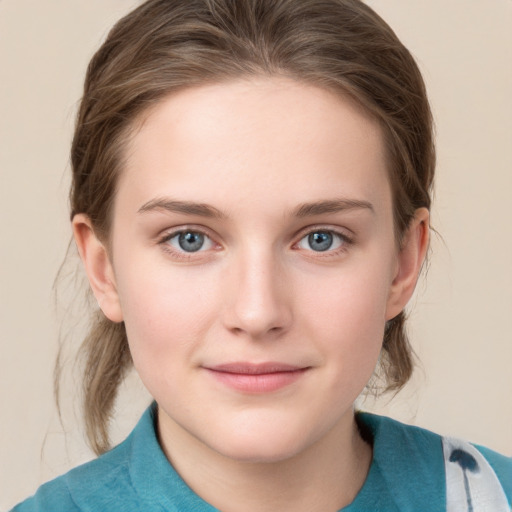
[67,0,435,454]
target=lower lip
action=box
[205,368,308,393]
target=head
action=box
[68,0,434,455]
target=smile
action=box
[204,362,310,393]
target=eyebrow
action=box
[138,198,226,218]
[137,197,374,219]
[293,198,374,217]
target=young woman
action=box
[11,1,511,511]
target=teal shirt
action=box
[12,404,511,512]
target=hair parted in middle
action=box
[67,0,435,454]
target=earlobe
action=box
[385,208,430,321]
[72,214,124,323]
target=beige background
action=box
[1,0,511,509]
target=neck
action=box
[158,410,372,512]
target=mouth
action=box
[203,362,310,393]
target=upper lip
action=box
[206,362,307,374]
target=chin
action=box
[217,441,306,464]
[207,423,317,464]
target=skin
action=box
[74,78,429,512]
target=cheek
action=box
[114,259,219,374]
[298,258,392,370]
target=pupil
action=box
[308,232,332,252]
[178,232,204,252]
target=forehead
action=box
[119,77,391,215]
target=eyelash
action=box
[292,226,354,258]
[157,225,354,261]
[157,227,219,261]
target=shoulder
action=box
[10,435,141,512]
[10,404,216,512]
[474,443,512,501]
[357,412,512,508]
[9,405,159,512]
[357,412,448,507]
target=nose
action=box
[222,247,293,340]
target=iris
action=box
[308,231,333,252]
[178,232,205,252]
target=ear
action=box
[385,208,430,321]
[72,214,124,323]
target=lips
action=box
[204,362,309,393]
[209,362,305,374]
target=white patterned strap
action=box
[443,436,510,512]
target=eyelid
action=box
[291,225,355,254]
[293,224,354,243]
[167,231,215,252]
[157,225,222,259]
[159,225,208,241]
[155,224,354,260]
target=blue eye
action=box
[297,230,346,252]
[166,231,214,253]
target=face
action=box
[84,78,420,463]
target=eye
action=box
[165,230,215,253]
[296,230,348,252]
